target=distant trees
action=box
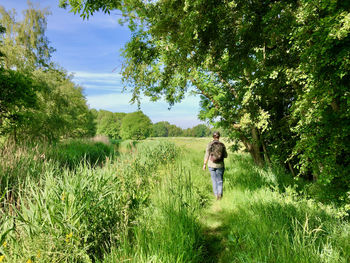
[93,110,126,139]
[151,121,186,137]
[151,122,214,138]
[120,111,152,140]
[167,124,183,137]
[183,124,212,138]
[151,121,169,137]
[92,110,213,140]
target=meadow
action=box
[0,137,349,262]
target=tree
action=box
[167,124,183,137]
[95,110,126,139]
[287,1,350,192]
[0,13,40,141]
[0,68,39,140]
[192,124,211,137]
[120,111,152,140]
[0,3,95,142]
[151,121,169,137]
[0,3,54,71]
[16,68,96,141]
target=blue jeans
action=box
[209,167,224,197]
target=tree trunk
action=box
[261,138,271,166]
[251,126,264,166]
[287,161,296,177]
[235,125,265,166]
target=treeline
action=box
[0,4,95,143]
[62,0,350,204]
[93,109,215,140]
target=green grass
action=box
[199,152,350,263]
[0,139,116,207]
[0,140,181,262]
[46,139,117,169]
[1,137,349,262]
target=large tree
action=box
[1,3,96,142]
[0,4,54,71]
[61,0,350,200]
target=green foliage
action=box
[120,111,152,140]
[166,124,183,137]
[287,1,350,198]
[95,110,126,139]
[185,124,212,137]
[62,0,350,202]
[151,121,184,137]
[0,68,39,137]
[151,121,169,137]
[151,122,212,137]
[46,140,115,169]
[0,3,95,142]
[26,69,96,142]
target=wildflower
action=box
[2,241,6,248]
[0,255,4,262]
[65,232,73,243]
[26,259,32,263]
[37,250,41,258]
[61,192,66,201]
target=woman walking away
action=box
[203,131,228,200]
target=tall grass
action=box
[207,153,350,263]
[110,167,206,263]
[1,137,350,262]
[45,139,116,169]
[0,140,180,262]
[0,140,116,210]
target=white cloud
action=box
[71,71,121,79]
[81,85,123,92]
[70,71,123,90]
[86,92,134,109]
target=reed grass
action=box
[1,137,349,263]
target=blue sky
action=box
[1,0,204,128]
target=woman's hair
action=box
[213,131,220,138]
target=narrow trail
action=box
[200,201,225,263]
[200,195,237,263]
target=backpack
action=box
[209,141,225,163]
